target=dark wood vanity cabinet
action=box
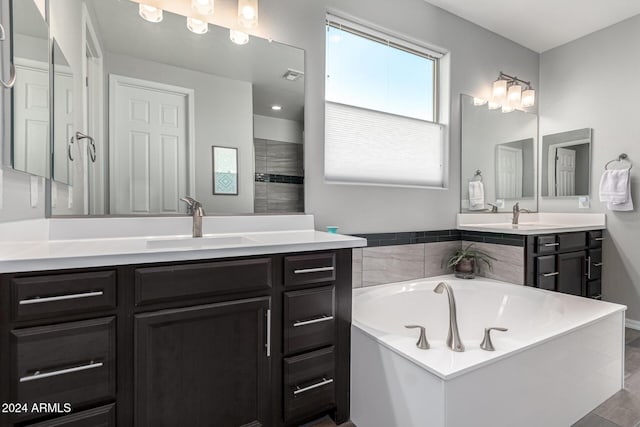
[525,230,604,299]
[0,249,353,427]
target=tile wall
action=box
[254,139,304,213]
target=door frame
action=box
[547,140,581,196]
[108,74,196,213]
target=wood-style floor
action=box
[305,329,640,427]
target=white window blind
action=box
[325,101,444,187]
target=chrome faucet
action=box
[180,197,205,238]
[512,202,531,225]
[487,203,498,213]
[433,282,465,352]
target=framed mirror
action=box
[10,0,50,178]
[49,0,305,216]
[460,94,538,212]
[541,128,592,198]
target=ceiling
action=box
[424,0,640,52]
[87,0,304,121]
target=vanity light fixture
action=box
[192,0,214,16]
[271,105,282,111]
[238,0,258,28]
[187,17,208,34]
[139,4,163,23]
[230,29,249,45]
[490,71,536,112]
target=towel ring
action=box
[605,153,632,170]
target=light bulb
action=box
[139,4,163,23]
[187,17,208,34]
[492,79,507,100]
[238,0,258,28]
[521,88,536,107]
[507,84,522,103]
[488,100,501,110]
[502,103,515,113]
[473,97,487,106]
[191,0,214,15]
[230,29,249,45]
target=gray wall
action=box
[539,14,640,320]
[1,0,539,230]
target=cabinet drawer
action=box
[11,271,116,322]
[284,286,335,355]
[588,230,605,248]
[587,280,602,299]
[284,253,336,288]
[558,232,587,252]
[536,235,558,254]
[25,403,115,426]
[536,255,557,291]
[134,258,271,306]
[284,346,336,424]
[10,317,116,415]
[588,248,603,280]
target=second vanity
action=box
[458,212,606,299]
[0,215,366,427]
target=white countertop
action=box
[0,216,367,273]
[457,212,606,235]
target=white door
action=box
[110,75,193,214]
[555,147,576,196]
[53,67,74,185]
[496,146,523,199]
[13,58,49,177]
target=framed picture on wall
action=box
[212,146,238,195]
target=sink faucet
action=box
[487,203,498,213]
[512,202,531,225]
[180,197,205,238]
[433,282,465,352]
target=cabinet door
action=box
[557,251,586,296]
[134,297,271,427]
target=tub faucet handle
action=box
[405,325,430,350]
[480,327,508,351]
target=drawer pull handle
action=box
[593,262,603,267]
[293,266,334,274]
[19,361,103,383]
[594,237,605,241]
[543,243,560,247]
[19,291,104,305]
[293,315,334,327]
[543,272,559,277]
[293,377,334,396]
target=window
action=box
[324,16,446,188]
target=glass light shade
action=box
[191,0,214,15]
[507,84,522,103]
[502,102,515,113]
[187,17,208,34]
[238,0,258,28]
[473,97,487,106]
[492,79,507,100]
[230,29,249,45]
[521,88,536,107]
[488,100,501,110]
[139,4,163,23]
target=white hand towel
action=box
[599,169,630,204]
[468,181,485,210]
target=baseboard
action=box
[626,318,640,330]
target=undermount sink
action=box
[146,235,256,249]
[464,223,564,231]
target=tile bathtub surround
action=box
[254,139,304,213]
[352,241,461,288]
[461,240,525,285]
[352,229,524,248]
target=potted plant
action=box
[444,243,496,279]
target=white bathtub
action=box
[351,276,626,427]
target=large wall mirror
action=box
[9,0,50,178]
[49,0,304,216]
[541,128,592,198]
[460,94,538,212]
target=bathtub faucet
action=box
[433,282,465,352]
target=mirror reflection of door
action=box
[554,147,576,196]
[496,145,523,199]
[110,75,192,215]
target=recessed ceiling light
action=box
[271,105,282,111]
[230,29,249,45]
[139,4,163,23]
